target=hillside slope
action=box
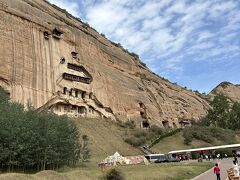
[72,118,140,157]
[151,131,240,154]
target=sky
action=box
[48,0,240,93]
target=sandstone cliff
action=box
[210,82,240,102]
[0,0,211,128]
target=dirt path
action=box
[192,158,233,180]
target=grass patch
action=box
[150,131,213,153]
[183,126,237,145]
[72,118,141,156]
[0,161,213,180]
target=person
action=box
[232,160,239,177]
[234,156,238,164]
[213,163,221,180]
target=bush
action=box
[149,125,164,135]
[124,136,146,147]
[104,168,125,180]
[124,120,136,129]
[183,128,193,145]
[133,129,147,138]
[118,120,135,129]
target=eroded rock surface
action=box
[210,82,240,102]
[0,0,212,128]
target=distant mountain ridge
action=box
[210,81,240,102]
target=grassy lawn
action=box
[0,118,215,180]
[0,160,214,180]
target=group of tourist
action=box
[213,156,239,180]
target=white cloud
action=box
[48,0,240,91]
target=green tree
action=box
[228,102,240,130]
[207,94,230,128]
[0,87,90,172]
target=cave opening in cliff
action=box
[82,91,87,99]
[69,89,73,96]
[140,111,147,119]
[63,87,67,94]
[52,28,63,39]
[139,102,145,109]
[71,51,78,59]
[78,106,86,115]
[162,121,169,128]
[142,121,150,128]
[173,122,177,128]
[72,105,77,110]
[89,92,93,99]
[43,31,50,39]
[75,90,78,97]
[60,58,65,64]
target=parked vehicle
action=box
[144,154,165,162]
[155,155,180,163]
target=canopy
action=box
[98,152,148,167]
[98,152,129,166]
[169,144,240,154]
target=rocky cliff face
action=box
[0,0,211,128]
[210,82,240,102]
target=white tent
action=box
[98,152,130,167]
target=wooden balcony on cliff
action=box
[63,73,91,84]
[67,63,93,82]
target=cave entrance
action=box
[173,122,177,128]
[142,121,150,128]
[71,51,78,59]
[139,102,145,108]
[78,106,87,115]
[140,111,147,119]
[63,87,67,94]
[162,121,169,128]
[52,28,63,39]
[43,31,50,39]
[89,92,93,99]
[82,91,87,99]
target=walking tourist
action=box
[232,160,239,177]
[213,163,221,180]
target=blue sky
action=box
[48,0,240,93]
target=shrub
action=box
[104,168,125,180]
[183,128,193,145]
[133,129,147,138]
[149,125,164,135]
[124,136,146,147]
[124,120,136,129]
[118,120,136,129]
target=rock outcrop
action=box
[210,82,240,102]
[0,0,212,128]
